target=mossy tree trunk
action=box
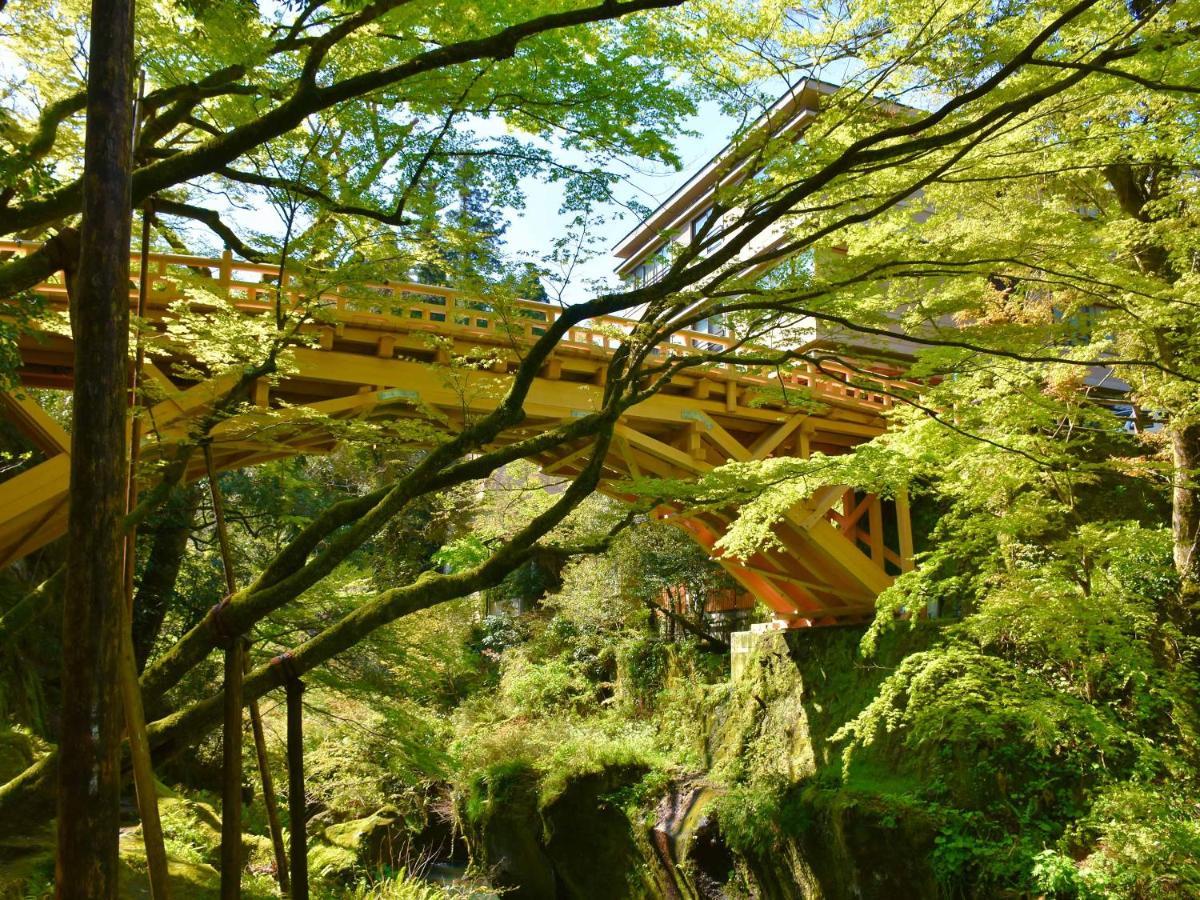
[55,0,135,895]
[133,484,199,670]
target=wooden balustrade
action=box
[0,239,905,411]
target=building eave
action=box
[612,78,840,274]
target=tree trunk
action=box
[133,485,199,670]
[1171,420,1200,631]
[55,0,135,896]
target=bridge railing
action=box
[0,240,906,411]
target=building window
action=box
[691,207,720,255]
[691,314,726,350]
[630,249,670,288]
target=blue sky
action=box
[502,100,735,303]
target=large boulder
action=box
[463,761,659,900]
[0,728,34,785]
[316,804,410,878]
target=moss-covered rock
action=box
[0,729,33,785]
[313,804,411,879]
[704,625,942,899]
[462,760,659,899]
[463,761,557,899]
[541,764,659,899]
[0,822,54,898]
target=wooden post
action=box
[896,487,915,572]
[246,652,290,895]
[285,671,309,900]
[221,639,244,899]
[867,495,885,566]
[219,249,233,297]
[204,444,244,897]
[797,424,813,460]
[118,196,172,900]
[686,422,704,461]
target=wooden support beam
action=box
[804,517,893,596]
[614,425,709,475]
[376,334,395,358]
[797,423,813,460]
[691,378,712,401]
[724,380,738,413]
[867,495,886,565]
[896,488,915,572]
[542,357,562,380]
[838,492,874,532]
[685,422,704,460]
[615,437,642,479]
[749,413,806,460]
[795,484,849,531]
[1,390,71,457]
[772,520,877,599]
[543,440,596,475]
[736,560,864,608]
[699,416,752,463]
[253,378,270,408]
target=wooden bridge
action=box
[0,240,913,627]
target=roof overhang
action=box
[612,78,840,275]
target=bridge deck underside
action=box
[0,243,912,626]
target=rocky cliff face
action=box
[463,626,942,899]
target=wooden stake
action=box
[286,673,309,900]
[246,651,289,895]
[204,444,243,897]
[204,439,288,894]
[221,639,244,899]
[118,193,172,900]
